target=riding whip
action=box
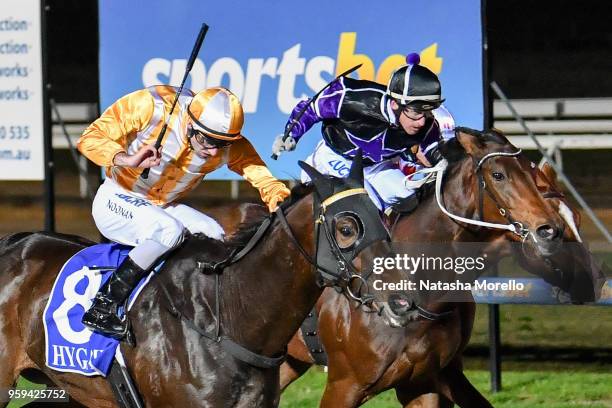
[141,23,209,179]
[271,63,362,160]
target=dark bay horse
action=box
[0,157,404,407]
[273,128,604,407]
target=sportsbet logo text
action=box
[142,33,443,114]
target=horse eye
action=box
[340,225,353,237]
[492,172,505,181]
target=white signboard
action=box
[0,0,44,180]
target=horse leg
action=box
[400,393,454,408]
[19,369,88,408]
[279,355,313,392]
[0,308,37,408]
[0,368,17,408]
[396,385,454,408]
[437,363,492,408]
[319,379,365,408]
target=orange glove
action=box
[267,188,291,212]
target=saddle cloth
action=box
[43,243,156,376]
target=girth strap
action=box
[219,338,286,369]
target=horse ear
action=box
[455,127,485,156]
[348,149,364,185]
[539,161,560,189]
[298,160,333,197]
[298,160,324,183]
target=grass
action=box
[470,304,612,350]
[280,368,612,407]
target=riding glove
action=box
[272,134,297,156]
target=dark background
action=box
[46,0,612,103]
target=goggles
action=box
[401,107,434,121]
[188,127,233,149]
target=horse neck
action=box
[395,158,475,241]
[219,196,322,357]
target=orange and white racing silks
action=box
[77,85,290,210]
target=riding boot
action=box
[82,257,149,340]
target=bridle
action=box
[472,150,532,240]
[159,185,390,369]
[405,150,532,240]
[276,187,391,309]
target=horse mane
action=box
[454,126,513,148]
[192,183,315,249]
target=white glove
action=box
[272,134,297,156]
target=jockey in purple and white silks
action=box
[273,54,455,213]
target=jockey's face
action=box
[391,100,432,135]
[188,124,231,159]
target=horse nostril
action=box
[536,224,557,241]
[388,293,412,315]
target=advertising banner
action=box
[100,0,483,179]
[0,0,44,180]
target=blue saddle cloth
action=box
[43,242,155,376]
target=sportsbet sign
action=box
[141,35,444,115]
[100,0,483,179]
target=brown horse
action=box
[0,157,406,407]
[390,160,605,408]
[273,128,604,407]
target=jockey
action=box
[77,85,290,339]
[272,54,455,213]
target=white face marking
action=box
[558,201,582,243]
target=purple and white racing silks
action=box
[286,75,455,211]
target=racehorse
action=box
[272,128,605,407]
[0,156,406,407]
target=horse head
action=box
[299,150,407,326]
[447,127,565,256]
[437,127,604,303]
[512,161,607,303]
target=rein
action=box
[159,214,286,369]
[436,154,528,237]
[405,150,531,238]
[158,187,388,369]
[390,148,533,322]
[160,214,287,369]
[159,279,286,369]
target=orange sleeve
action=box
[77,89,154,167]
[228,137,291,212]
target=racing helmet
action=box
[386,53,444,111]
[187,87,244,143]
